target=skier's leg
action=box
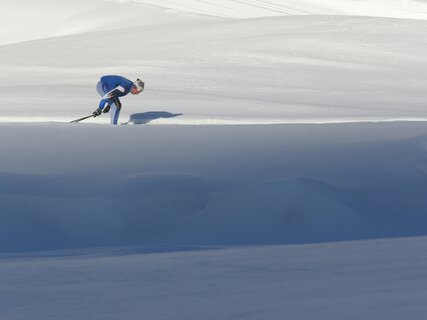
[96,81,105,96]
[109,104,117,124]
[110,98,122,125]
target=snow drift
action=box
[1,122,427,252]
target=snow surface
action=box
[1,122,427,252]
[2,0,427,124]
[2,236,427,320]
[2,0,427,319]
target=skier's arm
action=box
[93,84,126,116]
[98,85,125,110]
[94,98,111,117]
[92,108,102,117]
[93,100,110,116]
[103,85,126,100]
[98,98,110,110]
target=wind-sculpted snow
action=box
[6,0,427,46]
[0,0,213,45]
[1,122,427,253]
[133,0,427,19]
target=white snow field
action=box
[1,236,427,320]
[2,0,427,124]
[2,0,427,319]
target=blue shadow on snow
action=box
[127,112,183,125]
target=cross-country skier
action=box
[92,75,145,125]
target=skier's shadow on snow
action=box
[126,112,183,125]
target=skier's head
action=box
[131,78,145,94]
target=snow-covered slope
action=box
[133,0,427,19]
[4,0,427,46]
[1,0,213,45]
[2,236,427,320]
[2,1,427,318]
[1,122,427,252]
[1,0,427,251]
[2,1,427,124]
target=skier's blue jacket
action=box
[98,75,133,109]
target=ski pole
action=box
[70,115,94,123]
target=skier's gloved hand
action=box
[103,105,110,113]
[92,108,102,117]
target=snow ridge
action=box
[1,123,427,252]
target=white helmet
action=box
[133,78,145,93]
